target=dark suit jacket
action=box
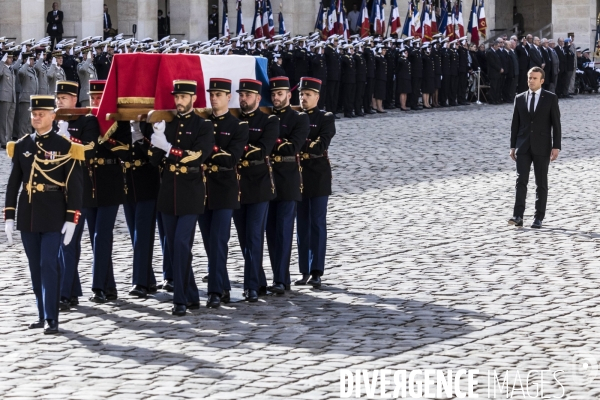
[486,48,502,78]
[46,10,64,35]
[511,89,561,155]
[103,12,112,30]
[556,45,567,73]
[515,43,530,72]
[509,51,519,77]
[529,45,544,69]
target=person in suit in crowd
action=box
[47,2,64,49]
[486,40,503,105]
[103,4,113,40]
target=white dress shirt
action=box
[527,88,541,112]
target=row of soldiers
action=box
[4,73,335,334]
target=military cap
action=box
[270,76,290,91]
[583,48,590,53]
[237,79,262,94]
[89,80,106,94]
[29,95,55,111]
[172,80,197,95]
[299,77,321,93]
[207,78,232,93]
[56,80,79,96]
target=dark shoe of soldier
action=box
[258,286,268,296]
[294,274,311,285]
[221,290,231,304]
[268,283,286,295]
[307,274,322,288]
[129,285,148,298]
[70,297,79,306]
[508,216,523,227]
[356,113,366,117]
[187,302,200,310]
[148,284,157,294]
[344,113,354,118]
[43,320,59,335]
[59,297,71,311]
[171,304,187,316]
[160,280,174,292]
[206,293,222,308]
[89,289,107,303]
[202,274,209,282]
[244,289,258,302]
[105,288,118,301]
[531,218,543,229]
[376,109,387,113]
[28,319,45,329]
[367,110,377,114]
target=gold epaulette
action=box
[69,143,86,161]
[6,142,15,158]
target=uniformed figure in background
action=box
[340,44,356,118]
[408,38,423,110]
[199,78,248,309]
[267,76,309,294]
[208,5,219,40]
[395,44,412,111]
[235,79,279,302]
[149,80,214,316]
[0,52,18,148]
[448,40,460,106]
[353,42,366,117]
[4,94,84,334]
[325,36,341,119]
[421,43,435,109]
[384,39,396,109]
[295,77,335,288]
[309,43,327,110]
[77,50,97,107]
[373,45,387,113]
[363,38,376,114]
[18,52,38,137]
[457,37,470,106]
[34,50,49,95]
[94,43,113,80]
[47,50,66,94]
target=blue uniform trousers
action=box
[296,196,329,276]
[86,206,118,292]
[233,202,269,291]
[161,213,199,305]
[156,211,172,281]
[21,231,62,321]
[58,209,86,300]
[198,209,233,295]
[123,199,158,289]
[266,200,296,286]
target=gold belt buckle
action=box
[97,158,105,165]
[302,153,310,160]
[211,165,219,172]
[36,183,45,192]
[242,160,249,167]
[180,166,188,173]
[274,155,282,162]
[169,165,176,172]
[124,162,131,168]
[134,160,142,167]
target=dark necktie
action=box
[529,92,535,114]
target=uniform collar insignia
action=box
[23,151,31,157]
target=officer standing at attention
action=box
[325,36,341,118]
[18,52,38,136]
[340,44,356,118]
[235,79,279,302]
[199,78,248,309]
[267,76,309,294]
[34,51,49,95]
[0,52,18,148]
[77,50,97,107]
[295,77,335,288]
[4,94,84,334]
[353,42,367,117]
[149,80,214,316]
[47,50,66,94]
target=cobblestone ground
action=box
[1,96,600,399]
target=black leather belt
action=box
[301,153,324,160]
[271,155,297,163]
[166,165,200,174]
[239,159,265,168]
[203,165,234,172]
[123,160,147,169]
[88,158,119,165]
[23,183,62,192]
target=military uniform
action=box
[409,45,423,109]
[384,45,396,108]
[93,51,112,80]
[234,79,279,301]
[363,45,376,113]
[448,45,460,106]
[34,56,49,95]
[18,57,38,137]
[267,77,309,292]
[198,78,249,308]
[457,44,470,105]
[12,57,22,140]
[309,51,327,110]
[396,51,412,97]
[149,79,215,315]
[0,54,18,146]
[296,78,335,287]
[46,52,66,94]
[77,56,97,107]
[353,50,367,116]
[325,42,341,115]
[340,51,356,117]
[4,95,84,334]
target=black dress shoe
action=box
[258,286,268,296]
[244,289,258,302]
[294,274,311,285]
[171,304,187,316]
[105,288,118,301]
[148,284,157,294]
[202,274,209,282]
[70,297,79,306]
[59,298,71,311]
[307,275,322,288]
[206,293,222,308]
[129,285,148,298]
[356,113,365,117]
[375,109,387,113]
[531,218,543,229]
[508,216,524,227]
[268,283,285,294]
[410,107,420,111]
[367,110,377,114]
[89,289,107,303]
[43,320,59,334]
[28,319,44,329]
[221,290,231,304]
[187,302,200,310]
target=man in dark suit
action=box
[486,41,503,104]
[103,4,112,39]
[46,2,64,49]
[509,67,562,229]
[515,38,530,93]
[528,37,544,69]
[555,38,568,98]
[540,39,553,90]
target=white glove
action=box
[57,120,70,138]
[130,121,144,142]
[5,219,14,246]
[103,44,108,53]
[87,50,92,60]
[21,45,26,53]
[152,120,166,135]
[51,57,57,65]
[1,53,6,63]
[151,132,172,154]
[79,52,83,58]
[61,221,76,246]
[69,47,74,55]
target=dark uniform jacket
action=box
[270,62,287,79]
[238,108,279,204]
[94,52,112,80]
[354,52,367,82]
[458,47,469,73]
[109,121,160,204]
[364,47,376,79]
[309,53,327,83]
[486,48,502,78]
[5,130,83,232]
[205,111,249,210]
[396,55,412,81]
[62,54,79,83]
[375,54,387,81]
[341,54,356,84]
[325,45,341,81]
[271,105,309,202]
[292,48,309,82]
[300,108,335,199]
[409,47,423,78]
[449,49,459,76]
[150,111,215,215]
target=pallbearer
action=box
[4,95,84,334]
[267,76,309,294]
[234,79,279,302]
[149,80,214,316]
[295,78,335,288]
[199,78,248,309]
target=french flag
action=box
[221,0,230,38]
[334,0,344,36]
[431,5,437,34]
[262,0,271,38]
[468,0,479,45]
[411,3,421,38]
[455,2,465,38]
[360,0,371,38]
[371,0,384,36]
[422,4,431,41]
[327,0,336,37]
[478,0,487,39]
[236,0,245,36]
[401,1,412,38]
[278,11,286,35]
[252,0,263,38]
[389,0,401,37]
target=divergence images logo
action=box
[571,354,598,386]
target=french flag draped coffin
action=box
[96,54,271,137]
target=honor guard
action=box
[18,52,38,136]
[47,50,66,94]
[235,79,279,302]
[93,43,113,80]
[0,52,17,148]
[149,79,215,316]
[200,78,249,309]
[77,50,97,107]
[408,39,423,110]
[267,76,310,294]
[295,78,335,288]
[325,36,341,118]
[340,44,356,118]
[308,43,327,110]
[4,95,84,334]
[34,51,49,95]
[353,42,367,117]
[363,38,376,114]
